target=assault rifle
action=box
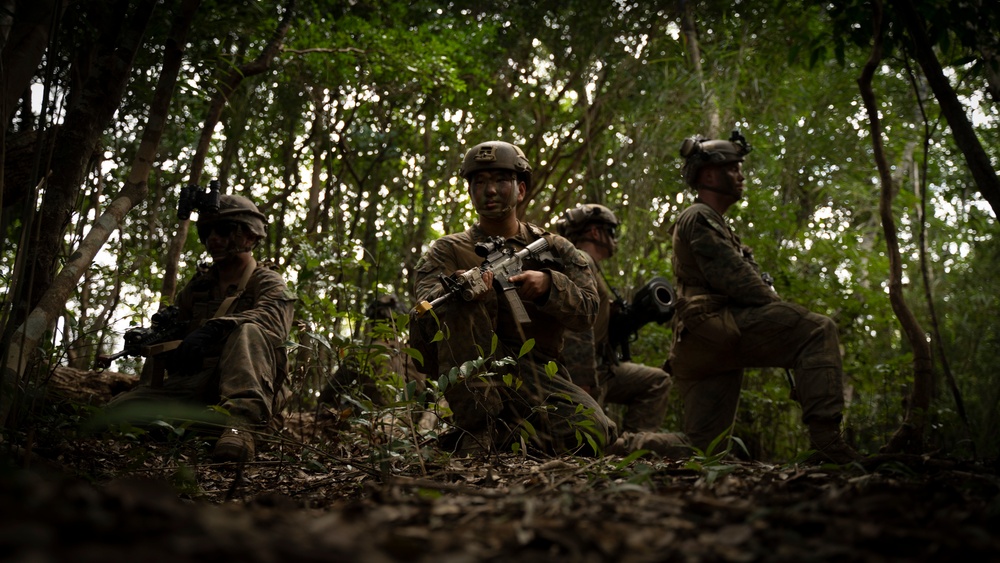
[607,276,676,361]
[414,236,550,325]
[93,306,186,371]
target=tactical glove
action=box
[166,321,229,375]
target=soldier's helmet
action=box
[460,141,532,191]
[196,194,268,243]
[680,129,752,188]
[556,203,619,240]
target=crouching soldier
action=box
[108,193,296,462]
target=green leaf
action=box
[518,339,535,358]
[438,372,451,392]
[613,449,651,469]
[402,347,424,366]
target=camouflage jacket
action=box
[561,253,613,388]
[671,202,779,306]
[411,222,598,377]
[175,260,297,354]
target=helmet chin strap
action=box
[477,187,519,219]
[697,173,742,199]
[699,185,742,199]
[578,229,616,258]
[211,236,254,262]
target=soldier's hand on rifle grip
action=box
[510,270,550,301]
[166,322,227,375]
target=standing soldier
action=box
[109,193,296,462]
[669,130,860,463]
[556,204,673,433]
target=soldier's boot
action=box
[806,422,862,465]
[608,431,692,459]
[213,423,256,462]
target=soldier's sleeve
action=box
[413,239,456,304]
[411,237,497,376]
[682,213,779,306]
[219,268,296,340]
[534,235,599,331]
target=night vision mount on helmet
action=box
[680,129,752,188]
[178,180,221,220]
[180,180,268,243]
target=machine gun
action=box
[93,306,186,371]
[607,276,676,362]
[414,236,551,325]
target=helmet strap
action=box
[578,225,616,258]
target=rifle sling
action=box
[213,257,257,318]
[145,258,256,388]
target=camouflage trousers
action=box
[444,356,615,456]
[107,323,283,426]
[598,361,672,433]
[670,301,845,452]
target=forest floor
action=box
[3,367,1000,563]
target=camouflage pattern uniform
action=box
[412,222,614,455]
[110,263,296,427]
[669,201,847,451]
[562,253,672,433]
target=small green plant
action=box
[683,429,749,485]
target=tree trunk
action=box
[0,0,68,128]
[892,0,1000,216]
[160,0,297,301]
[909,76,973,442]
[0,0,201,427]
[305,106,325,234]
[19,0,156,322]
[681,0,719,137]
[858,0,934,455]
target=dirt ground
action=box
[2,367,999,563]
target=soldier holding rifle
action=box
[107,184,296,463]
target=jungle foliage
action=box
[1,0,998,460]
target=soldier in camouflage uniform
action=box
[109,194,296,462]
[668,130,860,464]
[411,140,615,455]
[556,204,675,432]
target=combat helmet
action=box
[196,194,268,243]
[460,141,532,191]
[556,203,620,257]
[556,203,619,240]
[680,129,752,188]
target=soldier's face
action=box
[703,162,745,199]
[470,171,523,219]
[204,221,253,261]
[724,162,745,198]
